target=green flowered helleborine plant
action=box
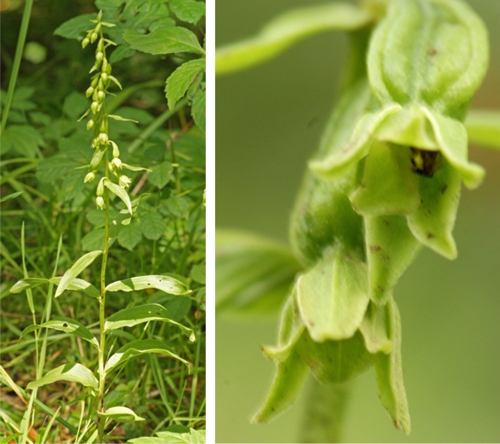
[11,11,196,444]
[216,0,500,440]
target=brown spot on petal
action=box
[427,233,435,239]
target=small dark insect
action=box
[410,147,441,178]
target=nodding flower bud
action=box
[86,86,94,98]
[96,22,102,33]
[96,196,105,210]
[97,39,104,53]
[95,51,104,62]
[84,172,96,183]
[101,72,108,83]
[96,177,105,197]
[91,101,99,114]
[97,91,105,102]
[111,157,122,171]
[91,76,99,88]
[105,64,112,75]
[119,175,132,188]
[111,141,120,158]
[87,119,95,130]
[90,32,98,44]
[98,132,108,144]
[102,59,108,73]
[82,38,90,48]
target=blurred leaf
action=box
[54,13,97,40]
[166,58,205,110]
[27,363,98,390]
[190,264,205,284]
[105,180,133,214]
[11,278,49,294]
[465,110,500,149]
[1,125,43,157]
[110,45,136,63]
[165,296,192,322]
[191,90,205,131]
[118,224,143,251]
[55,250,102,297]
[166,195,190,218]
[148,161,173,189]
[0,191,23,203]
[105,339,190,373]
[124,27,204,55]
[50,277,100,299]
[98,406,144,423]
[82,228,105,251]
[63,92,88,120]
[169,0,205,24]
[140,210,166,240]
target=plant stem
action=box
[98,148,111,443]
[1,0,34,133]
[299,379,351,443]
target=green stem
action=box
[127,98,189,154]
[98,148,111,443]
[1,0,34,133]
[299,379,351,443]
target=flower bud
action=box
[86,86,94,98]
[96,196,105,210]
[84,172,96,183]
[97,90,105,102]
[96,177,105,196]
[96,22,102,33]
[98,132,108,144]
[111,141,120,158]
[111,157,122,171]
[101,72,108,83]
[86,119,95,130]
[95,51,104,62]
[118,175,132,188]
[97,39,104,53]
[82,38,90,48]
[90,147,105,170]
[90,32,98,44]
[91,101,99,114]
[102,59,108,74]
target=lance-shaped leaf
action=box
[465,110,500,149]
[350,142,420,216]
[124,27,205,56]
[104,180,133,214]
[407,159,461,260]
[104,303,195,341]
[365,215,421,304]
[216,230,301,315]
[216,3,373,75]
[98,406,144,423]
[262,290,305,363]
[27,363,98,391]
[296,246,369,342]
[374,297,411,435]
[105,339,190,374]
[11,278,49,294]
[55,250,102,297]
[360,302,392,354]
[50,277,99,298]
[106,275,190,295]
[251,347,309,424]
[21,318,99,349]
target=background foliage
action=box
[1,0,206,442]
[216,0,500,442]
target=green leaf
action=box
[81,228,105,252]
[166,58,205,110]
[164,296,192,322]
[1,125,43,157]
[123,27,204,55]
[21,317,99,349]
[107,114,139,123]
[55,250,102,297]
[190,264,205,284]
[156,429,205,444]
[296,246,369,341]
[251,348,309,424]
[106,275,191,295]
[216,230,301,315]
[169,0,205,24]
[118,224,143,251]
[374,297,411,435]
[63,92,88,120]
[365,215,421,304]
[465,110,500,149]
[27,363,98,391]
[147,161,173,189]
[166,195,190,218]
[105,179,133,214]
[110,45,136,64]
[104,303,195,341]
[49,277,100,299]
[54,13,97,39]
[407,159,461,259]
[11,278,49,294]
[191,90,205,131]
[216,3,372,75]
[105,339,190,373]
[36,155,80,183]
[140,210,166,240]
[0,191,23,203]
[98,406,144,423]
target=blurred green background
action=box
[216,0,500,442]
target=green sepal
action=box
[407,158,461,260]
[296,246,369,342]
[250,347,309,424]
[374,297,411,435]
[365,215,421,304]
[350,141,420,216]
[296,331,373,384]
[360,301,392,354]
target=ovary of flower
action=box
[84,172,96,183]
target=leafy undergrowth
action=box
[1,0,206,442]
